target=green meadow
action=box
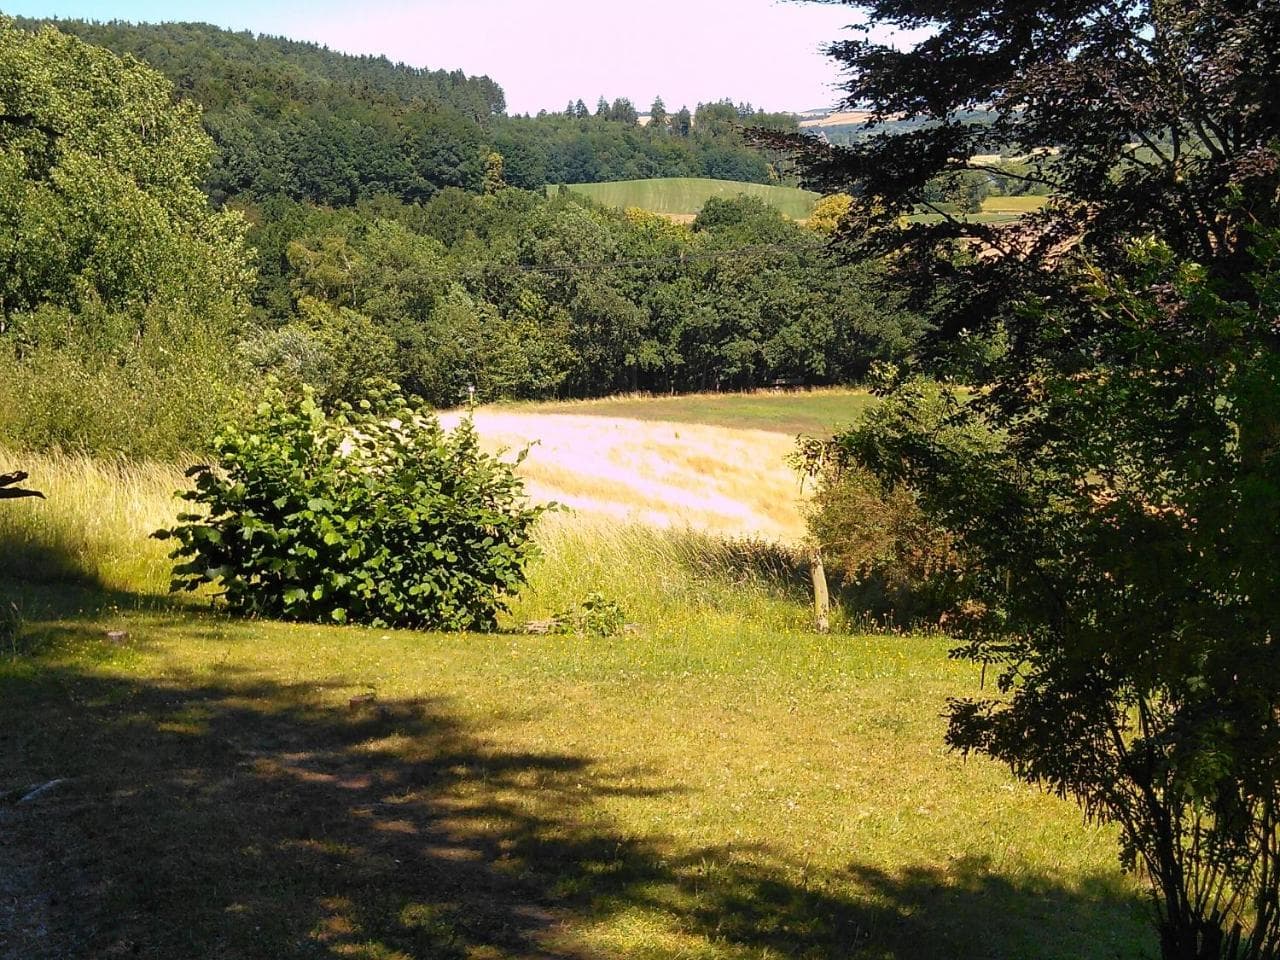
[513,388,879,436]
[1,417,1152,960]
[549,177,821,220]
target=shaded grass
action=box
[505,388,876,437]
[550,178,821,220]
[1,580,1152,959]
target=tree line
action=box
[240,188,919,409]
[0,16,921,458]
[15,18,793,205]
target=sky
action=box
[1,0,871,114]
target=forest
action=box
[0,15,912,458]
[15,18,794,202]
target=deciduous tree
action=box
[794,3,1280,957]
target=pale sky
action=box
[1,0,872,113]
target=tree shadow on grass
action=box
[1,620,1152,960]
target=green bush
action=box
[802,464,962,623]
[157,387,546,631]
[795,376,993,623]
[551,591,627,637]
[0,310,250,459]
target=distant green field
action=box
[909,195,1047,225]
[512,388,877,436]
[983,195,1047,213]
[550,178,821,220]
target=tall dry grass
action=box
[511,513,811,635]
[0,449,811,633]
[442,410,809,543]
[0,450,183,594]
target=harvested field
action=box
[442,411,808,542]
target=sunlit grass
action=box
[0,430,1153,958]
[981,195,1048,214]
[548,177,821,220]
[0,570,1151,959]
[490,387,876,437]
[0,448,181,594]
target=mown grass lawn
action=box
[0,438,1151,959]
[510,388,877,437]
[2,560,1152,959]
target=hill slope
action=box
[12,17,502,204]
[551,177,820,220]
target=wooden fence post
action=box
[811,548,830,634]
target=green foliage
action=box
[0,21,919,421]
[796,378,984,622]
[799,0,1280,951]
[789,0,1280,344]
[12,18,503,206]
[0,19,251,321]
[17,19,791,206]
[551,591,627,637]
[239,298,398,408]
[0,304,251,458]
[240,188,923,405]
[0,18,253,457]
[158,387,546,631]
[483,151,506,195]
[802,466,961,623]
[828,241,1280,959]
[808,193,854,236]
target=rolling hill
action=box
[549,177,821,220]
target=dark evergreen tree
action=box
[609,97,638,125]
[787,3,1280,957]
[648,96,668,130]
[673,106,693,138]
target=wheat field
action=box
[442,410,809,543]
